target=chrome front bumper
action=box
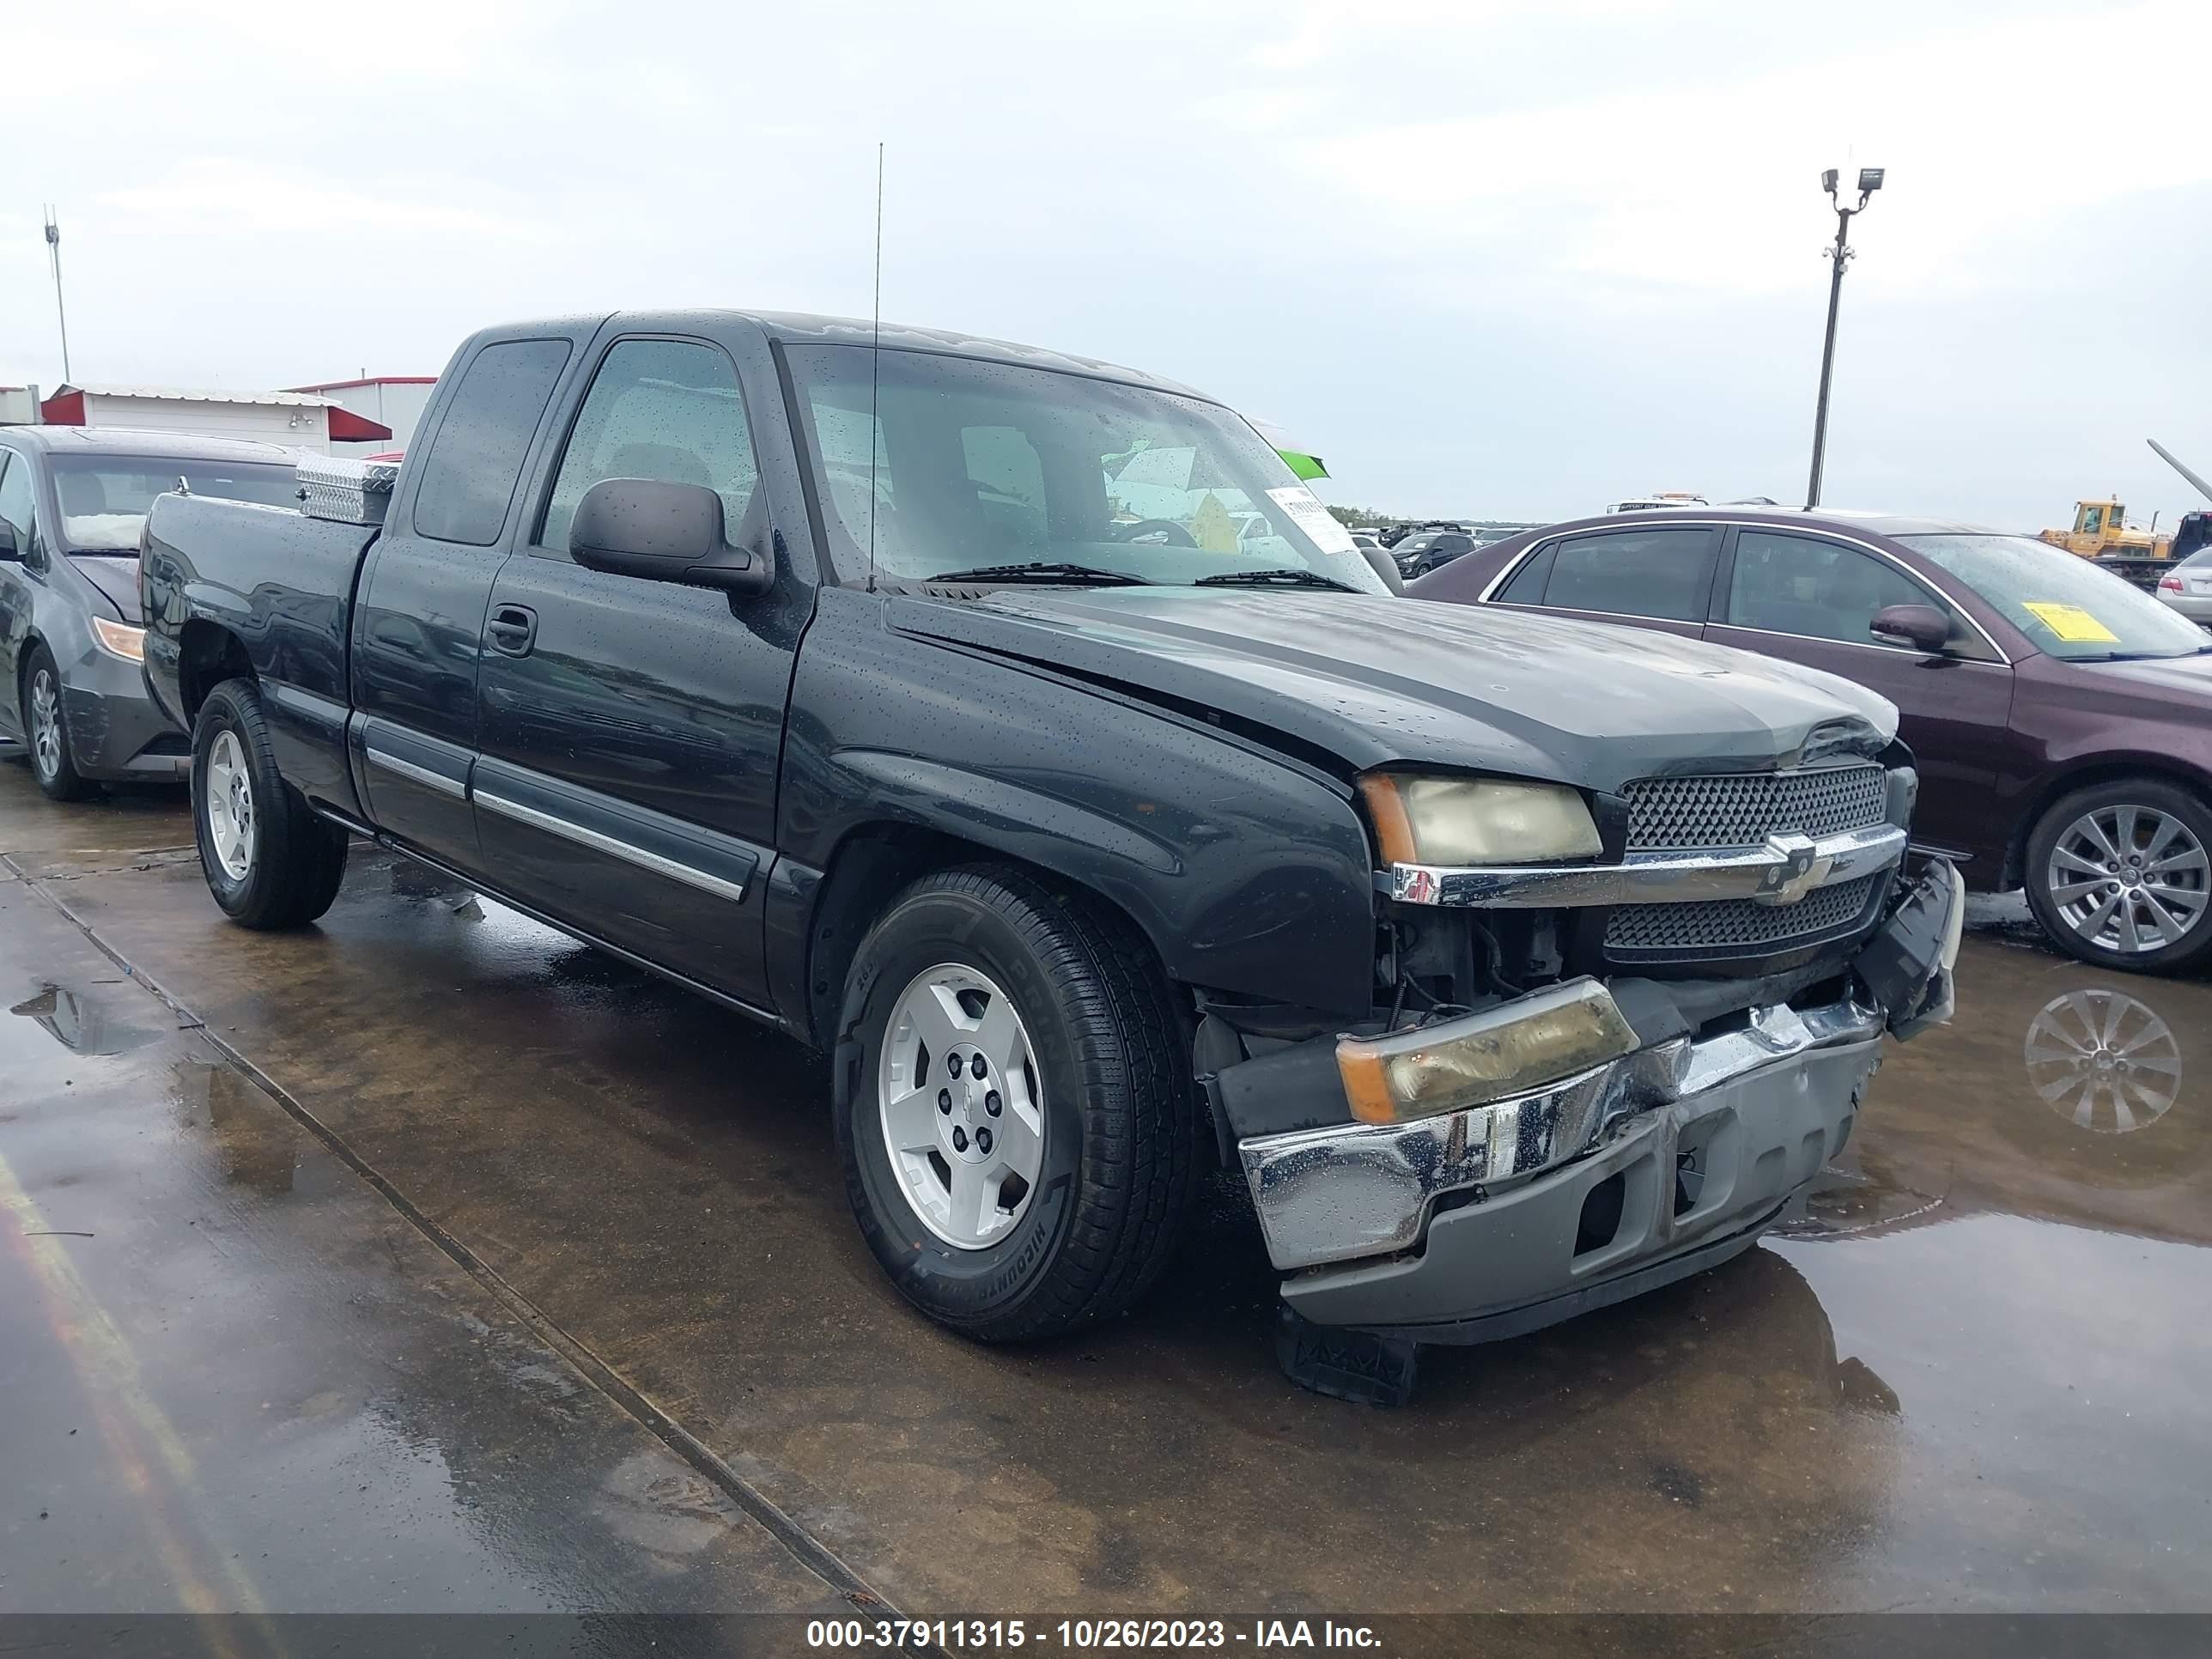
[1239,993,1887,1272]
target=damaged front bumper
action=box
[1231,860,1963,1342]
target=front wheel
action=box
[191,678,349,929]
[831,866,1200,1342]
[2024,779,2212,974]
[22,646,91,801]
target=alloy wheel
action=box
[28,669,61,781]
[877,962,1045,1249]
[204,730,258,881]
[2023,988,2181,1133]
[2045,805,2209,955]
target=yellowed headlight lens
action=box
[1336,980,1638,1124]
[1361,772,1601,866]
[91,618,146,662]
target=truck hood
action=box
[889,588,1899,791]
[69,556,140,623]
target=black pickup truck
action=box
[143,310,1959,1401]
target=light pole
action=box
[1804,166,1883,510]
[44,205,72,384]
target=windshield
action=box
[52,456,300,552]
[1899,533,2212,661]
[783,344,1387,593]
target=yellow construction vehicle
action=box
[2039,497,2172,561]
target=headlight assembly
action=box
[91,618,147,663]
[1360,772,1601,866]
[1337,978,1639,1123]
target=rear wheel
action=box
[831,866,1200,1342]
[2024,779,2212,974]
[191,678,349,928]
[22,646,91,801]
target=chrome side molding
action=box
[363,745,467,800]
[472,790,750,903]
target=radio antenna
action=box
[866,142,884,593]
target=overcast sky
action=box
[3,0,2206,528]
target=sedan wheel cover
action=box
[878,962,1046,1250]
[28,670,61,780]
[203,730,258,881]
[2046,805,2209,954]
[2023,988,2181,1133]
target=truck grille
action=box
[1624,765,1887,850]
[1605,875,1883,963]
[1607,764,1893,967]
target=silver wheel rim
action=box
[2046,805,2209,954]
[2024,988,2181,1133]
[877,962,1046,1250]
[204,729,257,881]
[28,668,61,781]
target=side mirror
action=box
[570,477,773,598]
[1358,543,1405,592]
[1869,603,1952,653]
[0,520,18,562]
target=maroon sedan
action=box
[1415,508,2212,975]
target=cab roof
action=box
[0,425,302,464]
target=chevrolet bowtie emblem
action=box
[1755,833,1833,906]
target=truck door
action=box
[470,326,812,1014]
[349,334,580,872]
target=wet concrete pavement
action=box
[3,759,2207,1616]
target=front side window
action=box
[2080,505,2105,535]
[1541,528,1712,621]
[541,338,758,555]
[1901,532,2212,661]
[50,458,299,553]
[782,345,1388,592]
[411,337,573,547]
[1723,532,1939,647]
[0,453,34,552]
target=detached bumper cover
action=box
[1233,860,1962,1337]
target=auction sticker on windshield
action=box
[1267,485,1358,554]
[2021,600,2121,645]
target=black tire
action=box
[2023,777,2212,975]
[22,645,92,802]
[832,866,1200,1342]
[191,678,349,929]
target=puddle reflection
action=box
[9,982,153,1054]
[2023,988,2181,1134]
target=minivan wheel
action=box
[23,647,92,801]
[191,678,349,929]
[2024,779,2212,974]
[831,866,1199,1342]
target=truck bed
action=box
[142,490,380,815]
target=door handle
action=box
[486,604,537,657]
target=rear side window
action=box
[411,338,572,546]
[1544,529,1713,621]
[1493,542,1556,602]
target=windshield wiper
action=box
[1193,568,1361,592]
[925,562,1148,586]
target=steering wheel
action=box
[1109,519,1198,549]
